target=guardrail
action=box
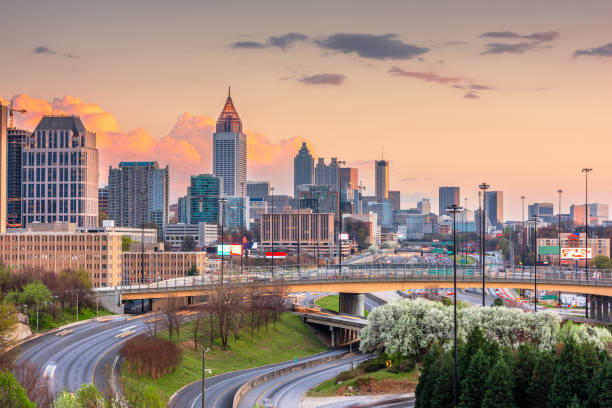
[117,264,612,295]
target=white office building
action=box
[163,222,218,249]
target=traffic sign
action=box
[386,360,392,367]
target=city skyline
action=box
[1,1,611,219]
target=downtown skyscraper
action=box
[213,88,247,197]
[438,186,460,216]
[294,142,314,197]
[375,160,389,203]
[21,115,99,228]
[107,161,169,233]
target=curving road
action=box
[169,350,347,408]
[15,314,149,396]
[237,354,370,408]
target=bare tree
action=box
[162,296,183,342]
[270,280,289,328]
[12,359,54,408]
[144,311,163,339]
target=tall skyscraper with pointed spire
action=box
[213,87,247,196]
[294,142,314,198]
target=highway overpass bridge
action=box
[97,264,612,321]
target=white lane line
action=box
[44,361,57,378]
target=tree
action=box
[481,356,516,408]
[592,255,612,270]
[0,301,17,353]
[415,343,444,408]
[182,235,197,252]
[547,340,588,407]
[7,281,52,324]
[526,351,555,408]
[188,263,198,276]
[595,359,612,408]
[0,370,35,408]
[12,360,53,407]
[122,236,134,252]
[512,344,538,407]
[493,297,504,307]
[0,267,12,299]
[162,296,183,341]
[458,349,490,408]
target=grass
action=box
[308,366,418,397]
[34,306,113,332]
[315,295,370,317]
[127,312,326,401]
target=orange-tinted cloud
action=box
[8,94,310,200]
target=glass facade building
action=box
[188,174,222,224]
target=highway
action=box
[169,350,347,408]
[15,314,148,396]
[236,354,370,408]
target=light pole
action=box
[201,347,210,408]
[219,197,226,284]
[478,182,490,306]
[446,204,463,408]
[270,187,275,272]
[582,168,592,319]
[137,188,147,313]
[521,195,526,264]
[557,189,562,267]
[297,202,301,273]
[337,160,346,270]
[531,216,540,312]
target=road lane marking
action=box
[56,329,73,336]
[115,330,136,338]
[91,334,138,384]
[43,362,57,378]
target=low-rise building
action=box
[163,222,218,249]
[122,250,207,284]
[86,220,157,243]
[537,232,610,264]
[260,209,335,255]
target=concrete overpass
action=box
[97,264,612,319]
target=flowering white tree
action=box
[360,298,610,358]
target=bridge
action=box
[97,264,612,322]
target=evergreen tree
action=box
[0,371,36,408]
[431,351,454,408]
[415,343,444,408]
[526,351,555,408]
[566,394,582,408]
[459,349,490,408]
[482,356,516,408]
[460,326,486,381]
[592,359,612,408]
[547,340,589,407]
[513,344,537,407]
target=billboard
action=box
[265,252,287,259]
[560,248,592,260]
[339,233,349,241]
[217,244,243,256]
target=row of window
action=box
[32,130,85,149]
[22,167,88,183]
[23,183,85,199]
[24,151,87,167]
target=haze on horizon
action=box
[1,0,611,219]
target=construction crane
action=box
[8,101,26,128]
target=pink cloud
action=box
[9,94,310,200]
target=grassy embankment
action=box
[35,306,113,332]
[308,364,418,396]
[126,313,326,400]
[315,294,370,317]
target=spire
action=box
[228,85,231,98]
[216,88,242,133]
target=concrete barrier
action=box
[232,352,353,408]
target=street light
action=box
[581,168,592,319]
[337,160,346,271]
[557,189,563,267]
[478,182,490,307]
[521,195,526,263]
[530,216,540,312]
[446,204,463,408]
[201,347,210,408]
[270,187,275,272]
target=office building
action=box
[375,160,389,203]
[260,209,336,255]
[339,167,358,191]
[346,213,379,246]
[108,161,169,234]
[537,233,610,263]
[163,222,218,249]
[122,248,207,284]
[294,142,314,197]
[223,196,250,230]
[297,184,339,218]
[438,187,460,216]
[246,181,270,200]
[87,219,157,243]
[315,157,340,188]
[98,186,108,216]
[570,203,609,226]
[188,174,223,224]
[249,198,268,223]
[213,89,247,196]
[21,115,99,228]
[528,202,554,224]
[7,127,29,227]
[484,191,504,226]
[177,196,189,224]
[0,223,123,287]
[0,104,7,233]
[266,194,292,213]
[388,190,401,211]
[417,198,431,214]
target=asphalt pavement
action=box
[170,350,347,408]
[15,314,148,395]
[237,354,370,408]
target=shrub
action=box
[120,335,182,379]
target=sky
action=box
[1,0,611,219]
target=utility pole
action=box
[557,189,563,267]
[446,204,462,408]
[478,182,490,306]
[521,195,526,263]
[137,188,147,313]
[337,161,346,271]
[532,216,540,312]
[201,347,210,408]
[582,168,592,318]
[220,197,226,284]
[270,187,275,273]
